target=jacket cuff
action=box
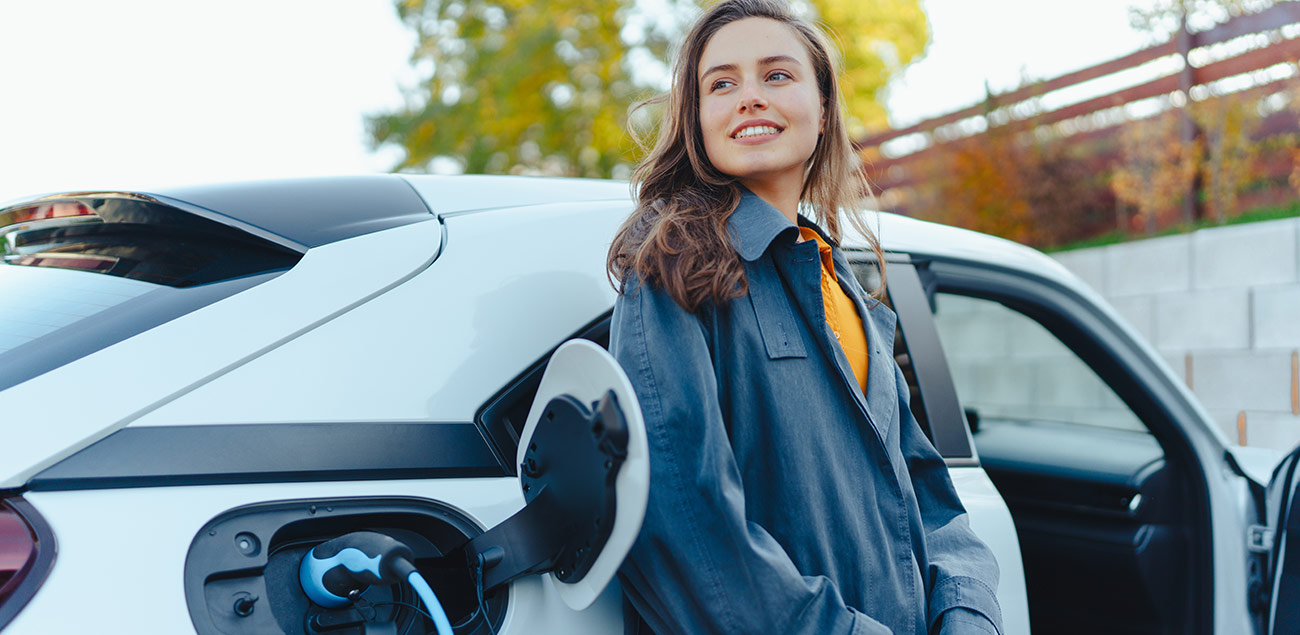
[937,608,999,635]
[928,576,1002,635]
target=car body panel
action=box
[130,201,620,427]
[7,479,625,634]
[6,174,1275,634]
[950,467,1030,635]
[0,219,443,488]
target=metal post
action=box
[1177,13,1200,226]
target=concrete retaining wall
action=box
[1050,218,1300,450]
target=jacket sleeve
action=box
[893,361,1004,635]
[611,278,887,635]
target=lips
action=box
[730,119,784,139]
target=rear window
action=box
[0,195,301,389]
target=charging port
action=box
[184,497,505,635]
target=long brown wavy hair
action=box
[606,0,886,313]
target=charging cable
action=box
[299,531,454,635]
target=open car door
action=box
[457,338,650,610]
[1262,443,1300,633]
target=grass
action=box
[1046,199,1300,253]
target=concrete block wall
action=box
[933,293,1145,435]
[1051,218,1300,451]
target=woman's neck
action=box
[740,176,801,225]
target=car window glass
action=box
[0,266,153,353]
[931,292,1146,433]
[0,196,300,391]
[0,265,277,391]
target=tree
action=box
[1292,88,1300,198]
[1191,93,1259,222]
[812,0,929,136]
[930,129,1036,244]
[1110,112,1201,234]
[368,0,929,177]
[369,0,638,178]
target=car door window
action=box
[931,292,1146,434]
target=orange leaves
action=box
[1110,111,1200,233]
[929,131,1037,244]
[1293,92,1300,198]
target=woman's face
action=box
[697,17,823,193]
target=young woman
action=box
[605,1,1002,633]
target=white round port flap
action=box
[515,338,649,611]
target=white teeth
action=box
[733,125,780,138]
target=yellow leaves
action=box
[1192,93,1259,222]
[1110,111,1200,232]
[807,0,929,134]
[1291,144,1300,197]
[1293,91,1300,198]
[372,0,929,177]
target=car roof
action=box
[410,175,1080,290]
[3,175,631,250]
[840,210,1079,284]
[400,174,631,216]
[3,175,435,251]
[4,174,1079,289]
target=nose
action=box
[738,89,766,113]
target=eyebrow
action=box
[700,55,802,83]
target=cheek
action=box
[699,100,730,159]
[699,98,729,134]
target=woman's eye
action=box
[768,71,792,82]
[710,79,735,91]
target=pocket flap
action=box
[747,260,807,359]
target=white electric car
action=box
[0,175,1296,634]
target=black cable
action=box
[473,556,496,635]
[368,600,434,635]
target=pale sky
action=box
[0,0,1154,204]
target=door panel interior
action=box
[929,288,1198,634]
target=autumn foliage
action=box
[883,82,1299,249]
[1110,111,1201,233]
[371,0,930,177]
[897,100,1119,247]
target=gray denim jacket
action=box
[610,190,1003,635]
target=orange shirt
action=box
[798,226,869,391]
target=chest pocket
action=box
[746,258,807,359]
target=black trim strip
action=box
[0,497,56,631]
[30,422,508,491]
[885,263,976,460]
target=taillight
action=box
[0,497,54,628]
[0,201,94,226]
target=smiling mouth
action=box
[732,125,782,139]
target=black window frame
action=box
[843,250,980,464]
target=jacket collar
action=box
[728,188,799,261]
